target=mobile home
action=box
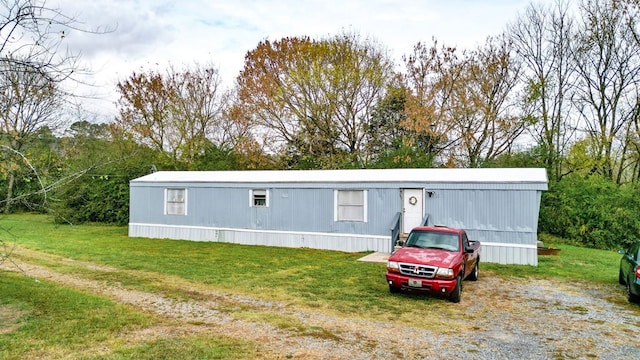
[129,168,548,265]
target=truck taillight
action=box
[635,266,640,278]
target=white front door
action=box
[402,188,424,233]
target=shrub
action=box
[539,175,640,249]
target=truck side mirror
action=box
[464,241,475,253]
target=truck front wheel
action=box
[449,276,462,303]
[389,284,400,294]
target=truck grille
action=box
[398,263,437,278]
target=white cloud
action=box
[45,0,547,119]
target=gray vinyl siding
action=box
[129,168,547,265]
[130,184,402,236]
[425,188,541,243]
[422,188,542,265]
[130,181,541,240]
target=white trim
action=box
[334,189,367,222]
[333,189,338,222]
[479,241,537,249]
[133,168,548,184]
[164,188,187,216]
[363,189,368,223]
[128,224,534,248]
[163,188,167,214]
[249,188,269,207]
[128,222,389,240]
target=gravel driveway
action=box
[3,248,640,359]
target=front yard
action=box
[1,214,639,359]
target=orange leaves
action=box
[114,64,232,164]
[236,32,394,168]
[402,37,523,167]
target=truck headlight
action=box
[436,267,454,279]
[387,261,399,272]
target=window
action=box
[461,232,469,251]
[335,190,367,222]
[250,189,268,207]
[165,188,186,215]
[632,242,640,261]
[405,230,459,251]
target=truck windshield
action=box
[405,231,459,252]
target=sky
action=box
[48,0,553,120]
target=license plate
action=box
[408,279,422,287]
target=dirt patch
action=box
[2,248,640,359]
[0,304,26,335]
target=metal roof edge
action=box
[131,168,549,184]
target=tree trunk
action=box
[4,171,15,214]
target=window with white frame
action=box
[165,188,186,215]
[335,189,367,222]
[250,189,268,207]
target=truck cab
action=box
[385,226,481,303]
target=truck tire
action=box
[449,276,462,303]
[467,261,479,281]
[389,284,400,294]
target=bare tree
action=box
[0,0,83,83]
[0,0,107,214]
[0,3,115,270]
[402,39,460,165]
[571,0,640,183]
[114,63,233,164]
[446,36,525,167]
[0,56,62,213]
[611,0,640,181]
[509,0,577,181]
[403,37,525,167]
[169,64,234,160]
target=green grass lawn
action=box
[483,244,623,284]
[2,214,624,305]
[0,272,257,360]
[0,213,628,358]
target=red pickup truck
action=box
[385,226,481,303]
